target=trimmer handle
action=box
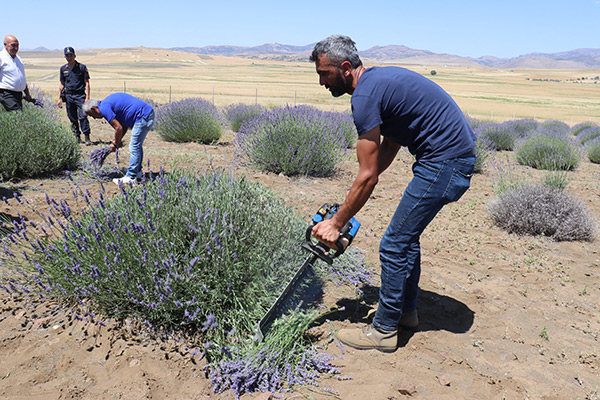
[303,203,361,264]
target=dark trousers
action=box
[0,89,23,111]
[65,93,90,136]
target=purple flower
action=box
[89,146,112,168]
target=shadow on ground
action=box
[316,286,474,346]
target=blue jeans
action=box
[373,155,475,332]
[126,110,154,178]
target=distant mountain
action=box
[22,46,56,52]
[172,43,315,62]
[474,48,600,69]
[172,43,600,69]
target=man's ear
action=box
[340,60,353,76]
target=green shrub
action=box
[490,156,531,196]
[542,170,569,190]
[515,132,581,170]
[577,127,600,145]
[326,109,357,148]
[223,103,266,132]
[587,138,600,163]
[473,128,495,173]
[476,122,518,151]
[570,121,596,137]
[537,119,570,136]
[465,114,486,130]
[235,105,350,176]
[0,103,80,181]
[156,97,225,143]
[2,168,370,397]
[503,119,538,137]
[487,183,596,241]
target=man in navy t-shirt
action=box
[83,93,154,185]
[57,47,92,144]
[309,35,476,352]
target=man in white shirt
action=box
[0,35,36,111]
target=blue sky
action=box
[8,0,600,58]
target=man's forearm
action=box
[334,172,378,229]
[23,85,33,101]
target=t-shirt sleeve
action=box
[351,94,382,136]
[59,65,65,83]
[99,103,116,123]
[83,65,90,80]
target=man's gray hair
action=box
[309,35,363,68]
[82,99,98,114]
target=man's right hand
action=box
[57,100,62,108]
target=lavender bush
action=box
[502,118,538,137]
[475,122,519,151]
[487,183,596,241]
[1,168,370,397]
[235,105,350,176]
[224,103,267,132]
[473,128,495,173]
[156,97,225,143]
[515,130,581,170]
[325,110,357,148]
[536,119,570,136]
[0,88,80,181]
[465,114,486,130]
[576,126,600,145]
[570,121,597,137]
[587,137,600,164]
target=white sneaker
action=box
[113,176,137,186]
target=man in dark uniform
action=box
[57,47,91,144]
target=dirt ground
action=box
[1,118,599,400]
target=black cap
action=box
[64,47,75,55]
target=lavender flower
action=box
[89,146,112,168]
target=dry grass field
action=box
[1,47,599,400]
[22,47,600,124]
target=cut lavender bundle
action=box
[89,146,112,168]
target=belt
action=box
[66,90,85,95]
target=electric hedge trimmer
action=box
[255,203,361,341]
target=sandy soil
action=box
[1,119,599,400]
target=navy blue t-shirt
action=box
[59,61,89,93]
[352,66,475,161]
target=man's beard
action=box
[327,70,349,97]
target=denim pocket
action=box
[442,158,474,203]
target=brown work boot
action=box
[399,310,419,330]
[335,324,398,353]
